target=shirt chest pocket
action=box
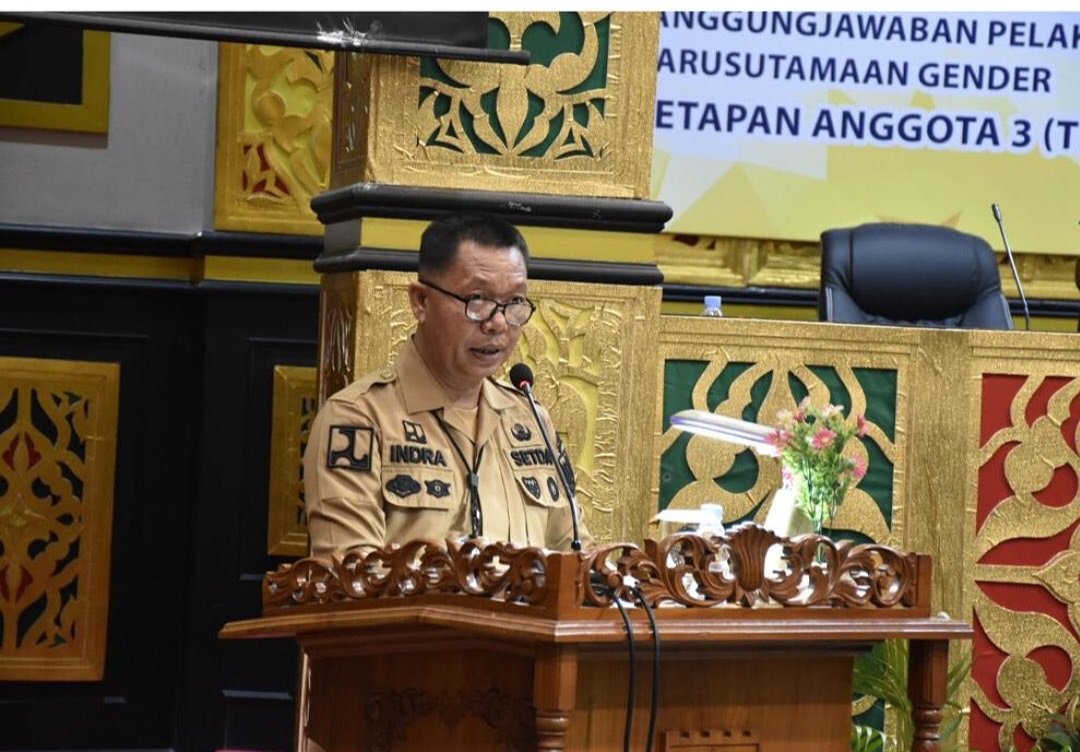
[381,466,456,511]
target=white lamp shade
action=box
[668,409,780,457]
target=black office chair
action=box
[818,223,1013,329]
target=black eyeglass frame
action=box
[419,278,536,327]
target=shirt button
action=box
[380,368,394,379]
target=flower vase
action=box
[763,474,813,538]
[789,466,845,563]
[762,470,814,575]
[768,399,867,565]
[795,474,843,534]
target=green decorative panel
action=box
[658,359,898,541]
[419,13,611,159]
[340,12,660,198]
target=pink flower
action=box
[793,397,813,423]
[856,414,868,437]
[810,427,836,450]
[820,404,841,419]
[849,455,867,481]
[781,464,794,486]
[766,428,792,451]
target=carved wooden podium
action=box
[220,525,972,752]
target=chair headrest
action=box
[822,223,1001,323]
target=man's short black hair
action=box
[418,213,529,276]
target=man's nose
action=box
[481,308,509,332]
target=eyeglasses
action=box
[420,278,536,327]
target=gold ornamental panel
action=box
[329,48,375,189]
[0,357,119,681]
[214,43,334,235]
[339,12,660,199]
[318,271,359,403]
[267,366,319,557]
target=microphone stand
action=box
[518,382,583,551]
[992,202,1031,331]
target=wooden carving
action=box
[661,728,760,752]
[366,688,534,752]
[263,523,921,613]
[264,537,549,608]
[584,524,918,609]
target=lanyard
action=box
[434,410,485,538]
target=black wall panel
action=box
[0,272,318,752]
[182,285,317,752]
[0,277,200,749]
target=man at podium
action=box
[303,213,591,557]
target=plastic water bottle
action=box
[696,503,726,538]
[696,503,730,575]
[702,295,724,317]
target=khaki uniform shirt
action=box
[303,338,591,557]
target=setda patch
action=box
[510,447,554,467]
[327,425,373,471]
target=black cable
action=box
[630,586,661,752]
[610,592,636,752]
[433,410,484,537]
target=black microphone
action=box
[991,203,1031,331]
[508,363,582,551]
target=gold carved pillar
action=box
[329,12,658,197]
[312,12,671,543]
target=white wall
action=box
[0,33,218,234]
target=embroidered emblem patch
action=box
[558,449,577,496]
[547,476,561,501]
[403,420,427,444]
[521,476,541,500]
[327,425,373,471]
[425,479,451,498]
[511,422,532,442]
[386,474,421,498]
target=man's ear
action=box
[407,280,427,323]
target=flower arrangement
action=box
[767,398,868,535]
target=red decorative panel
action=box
[972,373,1080,752]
